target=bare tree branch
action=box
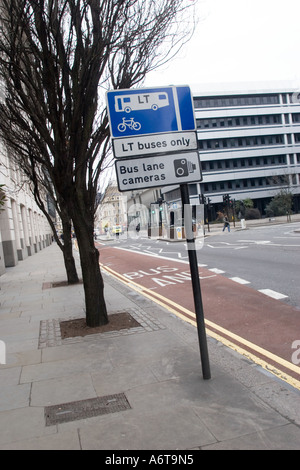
[0,0,197,326]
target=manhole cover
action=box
[45,393,131,426]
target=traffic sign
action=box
[115,151,202,192]
[106,86,196,139]
[112,131,197,158]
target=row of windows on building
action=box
[203,174,299,194]
[198,134,287,151]
[193,93,291,109]
[195,113,300,130]
[201,154,288,172]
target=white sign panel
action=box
[113,131,197,158]
[115,152,202,192]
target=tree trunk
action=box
[61,213,79,285]
[71,208,108,327]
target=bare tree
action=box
[0,0,197,326]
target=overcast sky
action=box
[144,0,300,90]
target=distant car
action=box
[112,225,122,234]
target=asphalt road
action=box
[100,222,300,309]
[97,226,300,388]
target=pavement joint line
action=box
[100,262,300,390]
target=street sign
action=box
[112,131,197,158]
[115,151,202,192]
[106,86,196,139]
[107,85,210,380]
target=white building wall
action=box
[0,142,52,274]
[192,83,300,207]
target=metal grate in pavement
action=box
[45,393,131,426]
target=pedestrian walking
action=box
[223,215,230,232]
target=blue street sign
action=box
[106,86,196,139]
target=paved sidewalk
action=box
[1,242,300,450]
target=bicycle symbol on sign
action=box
[117,117,141,132]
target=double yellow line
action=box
[101,262,300,391]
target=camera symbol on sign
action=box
[174,158,196,178]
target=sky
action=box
[144,0,300,90]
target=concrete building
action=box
[95,181,128,236]
[0,143,53,275]
[162,82,300,219]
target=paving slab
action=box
[1,243,300,450]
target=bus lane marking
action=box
[100,255,300,391]
[122,265,216,289]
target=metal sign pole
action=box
[180,183,211,380]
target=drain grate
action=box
[45,393,131,426]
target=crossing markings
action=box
[209,268,225,274]
[259,289,288,300]
[230,277,251,285]
[100,262,300,391]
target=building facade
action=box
[95,181,128,235]
[162,82,300,218]
[0,143,53,275]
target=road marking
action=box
[209,268,225,274]
[230,277,250,285]
[259,289,288,300]
[100,262,300,391]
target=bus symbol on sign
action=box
[106,86,196,139]
[115,92,169,113]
